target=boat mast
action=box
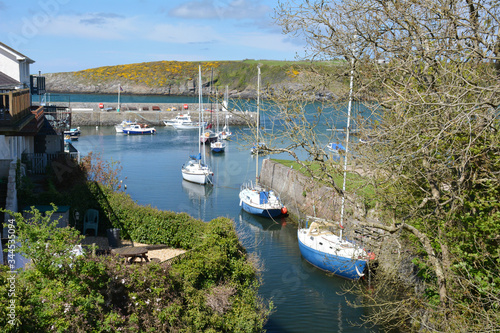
[256,66,261,186]
[198,65,202,165]
[224,85,229,129]
[216,88,219,134]
[339,56,355,240]
[210,68,213,127]
[117,84,121,112]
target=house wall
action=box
[0,47,21,84]
[44,134,63,153]
[0,159,11,178]
[18,59,31,87]
[0,135,34,160]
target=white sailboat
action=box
[117,84,122,112]
[239,66,286,218]
[219,85,232,140]
[297,57,371,280]
[181,66,214,185]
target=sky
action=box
[0,0,306,74]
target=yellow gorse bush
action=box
[73,61,222,87]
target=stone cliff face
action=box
[44,72,332,99]
[45,72,198,95]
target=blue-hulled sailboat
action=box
[239,66,286,218]
[297,57,371,280]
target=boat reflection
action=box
[181,180,213,199]
[239,211,285,232]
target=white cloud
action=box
[146,23,221,44]
[229,31,301,52]
[41,13,140,40]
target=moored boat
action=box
[200,129,218,143]
[210,140,226,153]
[172,120,206,130]
[123,124,156,134]
[181,65,214,185]
[64,127,80,136]
[297,217,369,280]
[115,120,136,133]
[239,181,285,218]
[327,142,344,155]
[181,155,213,184]
[297,56,372,280]
[164,113,206,129]
[239,67,286,218]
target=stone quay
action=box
[54,102,256,127]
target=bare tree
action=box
[269,0,500,331]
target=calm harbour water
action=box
[65,94,376,332]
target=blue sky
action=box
[1,0,305,73]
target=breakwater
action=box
[62,102,255,126]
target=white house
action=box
[0,41,42,163]
[0,41,34,89]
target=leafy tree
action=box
[270,0,500,331]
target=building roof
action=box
[0,71,21,89]
[0,41,35,63]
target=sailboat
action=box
[210,89,226,153]
[117,84,123,112]
[219,85,232,140]
[297,57,370,280]
[200,69,218,144]
[239,66,286,218]
[181,66,214,185]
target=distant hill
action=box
[45,60,346,99]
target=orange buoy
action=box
[98,103,104,109]
[368,252,376,260]
[183,103,188,109]
[281,206,288,215]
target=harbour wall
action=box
[55,102,255,126]
[259,159,367,224]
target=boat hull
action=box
[181,171,212,185]
[240,200,282,218]
[181,161,213,185]
[297,233,367,280]
[123,129,156,134]
[201,136,218,143]
[239,186,283,218]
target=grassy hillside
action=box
[46,59,350,97]
[66,60,339,89]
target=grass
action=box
[272,158,376,207]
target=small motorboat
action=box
[115,120,137,133]
[164,113,197,127]
[123,124,156,135]
[64,127,80,136]
[327,142,345,155]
